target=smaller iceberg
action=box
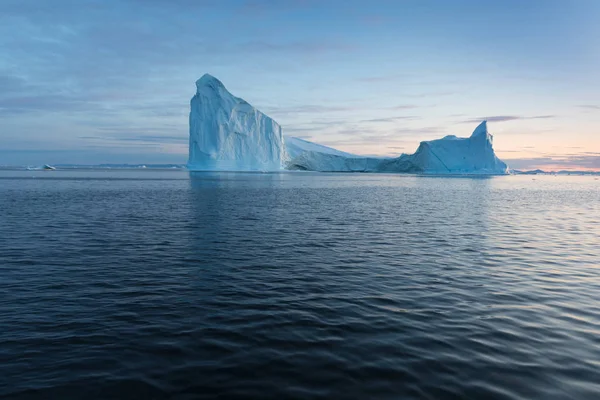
[395,121,508,174]
[27,165,56,171]
[285,121,508,174]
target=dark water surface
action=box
[1,170,600,399]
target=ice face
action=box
[187,74,288,171]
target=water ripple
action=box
[1,171,599,399]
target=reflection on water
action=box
[1,170,599,399]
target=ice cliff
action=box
[187,74,287,171]
[187,74,508,174]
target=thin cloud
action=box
[236,0,319,16]
[506,155,600,170]
[265,105,359,116]
[361,116,420,123]
[460,115,556,124]
[284,127,317,133]
[356,73,411,82]
[388,105,421,110]
[242,40,355,54]
[337,127,378,136]
[395,126,444,136]
[80,133,187,144]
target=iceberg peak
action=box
[195,73,226,93]
[470,120,488,138]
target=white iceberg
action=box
[378,121,508,174]
[286,121,508,174]
[187,74,287,171]
[187,74,508,174]
[401,121,508,174]
[26,165,55,171]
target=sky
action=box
[1,0,599,170]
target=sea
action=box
[1,169,599,399]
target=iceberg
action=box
[187,74,508,174]
[26,165,56,171]
[380,121,508,174]
[286,121,508,174]
[187,74,287,171]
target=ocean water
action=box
[1,170,599,399]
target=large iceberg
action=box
[187,74,287,171]
[187,74,508,174]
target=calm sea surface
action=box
[1,170,599,399]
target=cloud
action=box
[81,134,187,144]
[394,126,444,136]
[283,127,317,133]
[236,0,319,16]
[506,154,600,170]
[0,75,30,93]
[0,94,100,114]
[265,105,358,116]
[356,73,410,82]
[460,115,556,124]
[336,126,378,136]
[0,80,188,120]
[388,105,421,110]
[578,105,600,110]
[0,148,185,165]
[360,116,420,123]
[399,91,456,99]
[242,40,355,54]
